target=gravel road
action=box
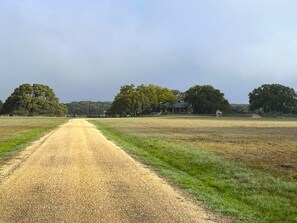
[0,119,223,223]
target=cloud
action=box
[1,0,297,103]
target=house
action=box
[167,101,192,113]
[230,104,250,114]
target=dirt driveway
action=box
[0,119,223,223]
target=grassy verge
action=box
[90,118,297,223]
[0,117,67,158]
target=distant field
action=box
[0,117,67,158]
[91,116,297,223]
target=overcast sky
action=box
[1,0,297,103]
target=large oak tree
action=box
[185,85,230,114]
[2,83,67,116]
[249,84,297,114]
[110,84,176,116]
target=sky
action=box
[1,0,297,103]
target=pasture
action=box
[91,116,297,223]
[0,117,67,158]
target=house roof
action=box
[171,101,189,109]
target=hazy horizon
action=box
[1,0,297,103]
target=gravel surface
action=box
[0,119,224,223]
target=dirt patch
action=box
[0,128,59,184]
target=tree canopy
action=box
[2,83,67,116]
[0,100,3,114]
[185,85,230,114]
[65,101,111,117]
[249,84,297,114]
[171,89,185,101]
[110,84,176,116]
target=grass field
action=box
[0,117,67,158]
[90,116,297,223]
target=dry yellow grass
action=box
[97,116,297,180]
[92,116,297,222]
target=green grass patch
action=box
[90,119,297,223]
[0,117,67,157]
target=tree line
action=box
[1,83,296,116]
[110,83,297,116]
[109,84,231,116]
[65,101,112,117]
